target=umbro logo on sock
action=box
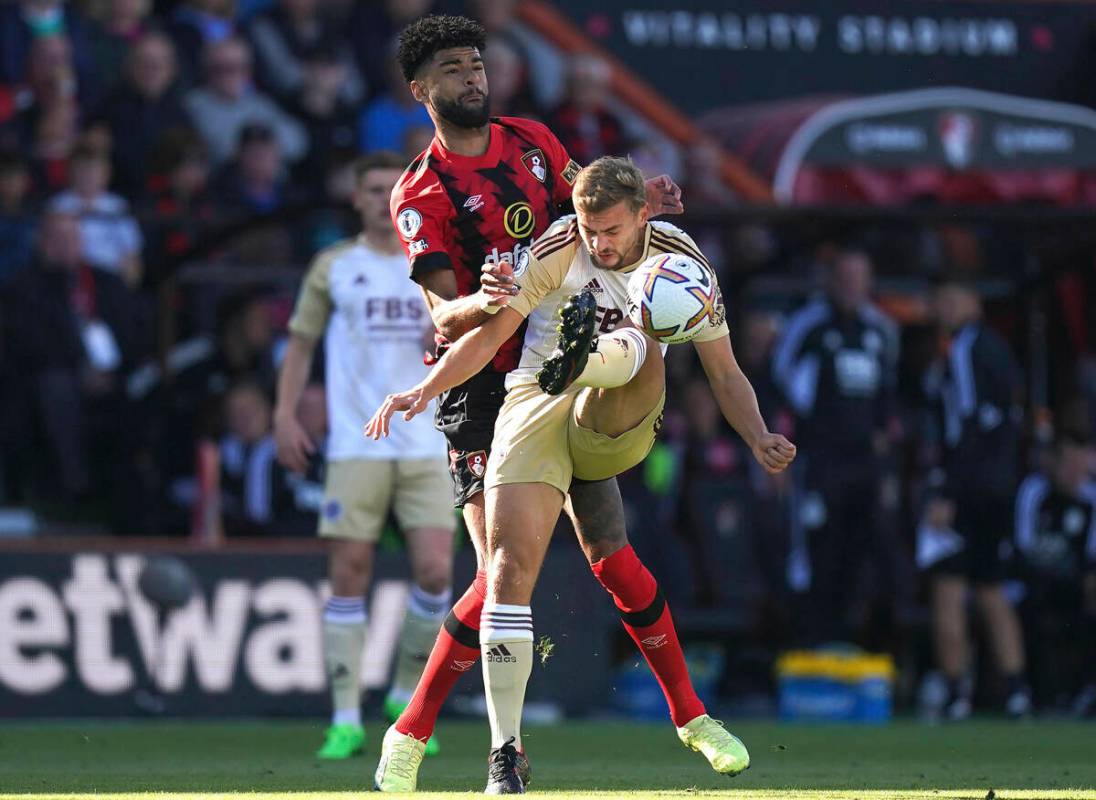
[331,663,349,679]
[450,659,476,672]
[641,634,668,650]
[486,644,517,663]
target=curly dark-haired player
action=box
[372,16,721,793]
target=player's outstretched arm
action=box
[365,308,524,439]
[694,334,796,475]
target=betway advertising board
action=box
[554,0,1096,114]
[0,547,612,717]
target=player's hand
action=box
[364,386,431,439]
[644,174,684,217]
[752,432,796,475]
[274,413,315,474]
[924,497,955,529]
[480,260,519,301]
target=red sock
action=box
[590,545,706,727]
[395,569,486,741]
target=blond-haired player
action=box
[368,156,795,793]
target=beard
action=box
[434,90,491,129]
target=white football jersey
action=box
[505,217,728,389]
[289,236,447,461]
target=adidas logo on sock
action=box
[486,644,517,663]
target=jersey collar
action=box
[429,122,503,168]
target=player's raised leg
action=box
[537,290,649,396]
[481,481,564,794]
[318,535,372,759]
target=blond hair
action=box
[573,156,646,215]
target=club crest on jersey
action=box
[466,450,487,478]
[397,207,423,240]
[522,148,547,182]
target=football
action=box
[626,253,720,344]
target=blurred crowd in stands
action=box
[0,0,1093,715]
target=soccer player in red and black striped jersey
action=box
[373,15,706,793]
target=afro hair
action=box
[396,14,487,82]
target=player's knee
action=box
[487,546,537,595]
[412,557,453,595]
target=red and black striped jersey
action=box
[390,116,580,373]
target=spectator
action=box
[214,121,298,215]
[919,274,1030,719]
[285,49,359,198]
[184,36,307,166]
[1013,428,1096,712]
[548,54,624,165]
[86,0,154,95]
[347,0,437,102]
[0,1,96,103]
[167,0,238,86]
[219,380,281,536]
[14,35,82,196]
[358,52,431,154]
[246,0,364,107]
[481,35,536,119]
[1,208,126,499]
[49,143,143,287]
[771,247,899,644]
[95,31,190,196]
[142,131,216,276]
[0,151,35,285]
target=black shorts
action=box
[436,370,507,508]
[925,491,1014,584]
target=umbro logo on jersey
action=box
[464,194,486,214]
[641,635,668,650]
[583,278,604,295]
[450,659,476,672]
[486,644,517,663]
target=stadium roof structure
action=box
[704,87,1096,207]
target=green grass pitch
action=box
[2,719,1094,799]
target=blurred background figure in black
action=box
[771,246,900,646]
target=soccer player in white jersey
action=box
[368,156,796,792]
[275,152,456,760]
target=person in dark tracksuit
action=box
[1012,431,1096,714]
[772,247,899,644]
[919,276,1030,719]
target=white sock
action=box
[575,327,648,389]
[480,602,534,750]
[323,596,366,727]
[389,584,453,701]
